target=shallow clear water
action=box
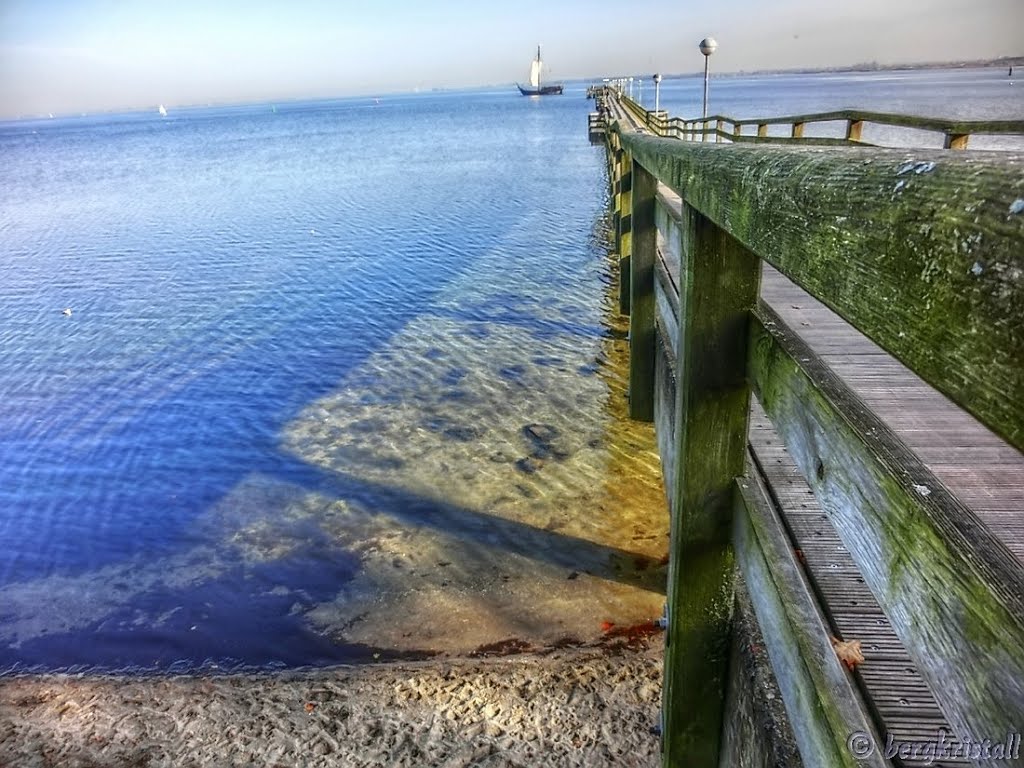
[1,89,669,672]
[0,68,1016,673]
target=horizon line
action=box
[3,55,1021,122]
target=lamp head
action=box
[699,37,718,57]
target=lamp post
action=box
[628,76,634,100]
[653,73,662,112]
[699,37,718,118]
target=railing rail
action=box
[608,87,1024,149]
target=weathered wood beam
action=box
[608,134,621,235]
[618,130,1024,451]
[944,132,969,150]
[605,91,1024,145]
[735,461,889,768]
[662,204,760,768]
[748,301,1024,745]
[655,189,683,267]
[674,106,1024,136]
[617,149,633,315]
[846,119,864,142]
[618,254,631,316]
[629,159,657,420]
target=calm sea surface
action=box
[0,68,1018,673]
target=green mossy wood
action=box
[749,301,1024,745]
[735,467,887,768]
[629,160,657,421]
[661,203,760,768]
[614,146,633,315]
[616,128,1024,452]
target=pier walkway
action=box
[589,87,1024,768]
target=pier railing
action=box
[611,89,1024,149]
[596,88,1024,767]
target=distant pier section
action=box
[589,86,1024,767]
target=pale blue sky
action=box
[1,0,1020,117]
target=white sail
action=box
[529,59,541,88]
[158,104,167,117]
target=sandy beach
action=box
[0,635,663,768]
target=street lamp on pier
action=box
[653,73,662,112]
[699,37,718,118]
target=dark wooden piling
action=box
[627,160,657,421]
[617,149,633,316]
[660,204,760,767]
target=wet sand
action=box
[0,639,663,767]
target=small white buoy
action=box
[62,308,72,316]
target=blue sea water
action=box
[0,69,1018,674]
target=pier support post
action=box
[609,136,622,240]
[628,160,657,421]
[662,203,760,768]
[617,150,633,315]
[626,160,659,421]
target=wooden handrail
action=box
[609,89,1024,149]
[617,127,1024,450]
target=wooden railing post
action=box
[662,202,761,767]
[845,119,864,142]
[944,132,969,149]
[628,159,657,421]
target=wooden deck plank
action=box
[749,404,971,766]
[761,266,1024,565]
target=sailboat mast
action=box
[537,45,542,88]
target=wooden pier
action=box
[589,88,1024,768]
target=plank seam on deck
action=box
[747,403,971,766]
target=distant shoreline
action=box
[656,56,1024,80]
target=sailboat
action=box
[158,104,168,117]
[516,45,563,96]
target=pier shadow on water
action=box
[0,97,667,672]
